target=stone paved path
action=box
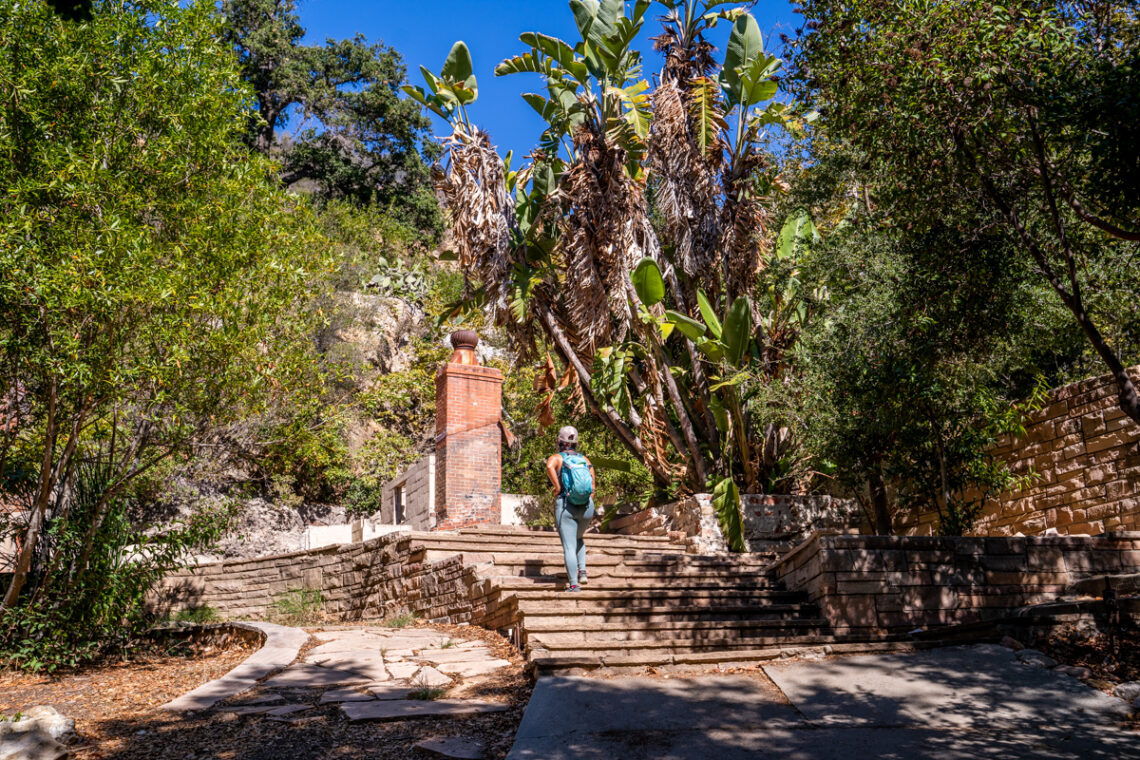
[506,644,1138,759]
[217,625,513,729]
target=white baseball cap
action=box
[557,425,579,444]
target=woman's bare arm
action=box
[545,454,562,496]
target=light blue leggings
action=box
[555,494,595,583]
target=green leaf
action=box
[632,257,665,305]
[737,54,780,107]
[776,209,818,261]
[708,394,730,433]
[710,371,749,391]
[401,85,449,119]
[522,93,558,121]
[724,13,764,74]
[712,478,745,552]
[695,337,725,362]
[696,290,722,339]
[721,13,764,105]
[723,296,752,367]
[441,41,474,83]
[590,456,632,473]
[496,51,554,77]
[665,310,707,341]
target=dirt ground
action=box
[0,622,533,760]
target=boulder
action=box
[1016,650,1057,669]
[0,707,74,760]
[1114,681,1140,703]
[0,708,74,743]
[0,731,68,760]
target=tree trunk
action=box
[2,382,58,609]
[1067,302,1140,425]
[869,470,893,536]
[537,305,672,486]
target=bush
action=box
[172,606,220,624]
[0,460,229,672]
[269,588,324,626]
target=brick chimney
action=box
[434,330,503,529]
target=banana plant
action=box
[423,3,822,550]
[402,41,479,130]
[495,0,652,170]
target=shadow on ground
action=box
[506,645,1139,760]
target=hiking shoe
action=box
[565,584,581,593]
[577,571,588,585]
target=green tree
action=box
[223,0,440,235]
[791,0,1140,425]
[0,0,327,609]
[802,208,1040,535]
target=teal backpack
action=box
[560,452,594,506]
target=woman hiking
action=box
[545,426,596,592]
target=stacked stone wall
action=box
[898,366,1140,537]
[772,531,1140,636]
[156,532,504,627]
[606,493,864,553]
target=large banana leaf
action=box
[720,13,764,105]
[776,209,819,261]
[441,40,474,83]
[697,290,722,339]
[632,257,665,305]
[723,296,752,367]
[712,477,745,552]
[665,310,707,341]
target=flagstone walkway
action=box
[506,644,1138,759]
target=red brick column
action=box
[434,331,503,529]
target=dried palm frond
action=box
[720,147,772,300]
[652,12,718,84]
[434,127,514,318]
[559,122,656,358]
[647,78,724,285]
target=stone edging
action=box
[158,621,310,713]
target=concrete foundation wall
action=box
[772,530,1140,636]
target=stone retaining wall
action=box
[772,530,1140,636]
[155,532,499,626]
[897,366,1140,537]
[606,493,863,553]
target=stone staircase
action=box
[405,527,834,672]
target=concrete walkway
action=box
[507,644,1138,759]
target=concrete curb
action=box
[158,622,310,713]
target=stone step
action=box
[411,536,684,553]
[523,617,827,641]
[482,573,784,591]
[516,602,818,624]
[509,588,802,603]
[417,543,774,566]
[527,639,936,673]
[449,552,775,570]
[526,629,832,655]
[453,527,675,545]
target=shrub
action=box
[269,588,324,626]
[0,460,229,672]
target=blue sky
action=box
[296,0,803,158]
